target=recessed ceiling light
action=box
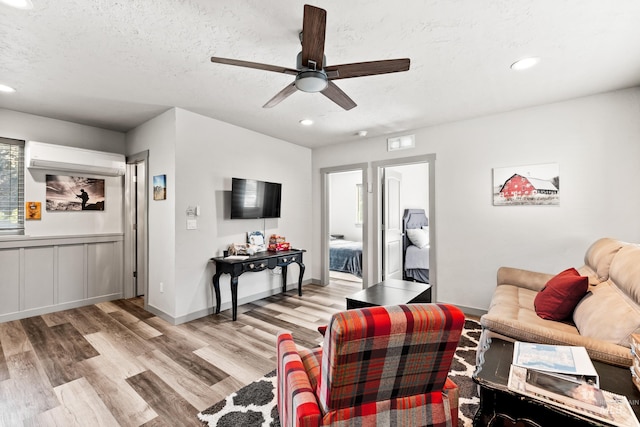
[510,57,540,71]
[1,0,34,10]
[0,84,16,93]
[357,130,368,137]
[299,119,313,126]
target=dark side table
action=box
[345,279,431,309]
[473,337,640,427]
[210,249,305,321]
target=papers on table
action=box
[512,341,599,386]
[508,341,639,427]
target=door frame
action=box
[371,154,436,298]
[320,163,369,288]
[124,150,149,303]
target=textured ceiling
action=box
[2,1,640,148]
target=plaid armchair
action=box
[277,303,465,427]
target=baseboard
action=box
[0,293,123,323]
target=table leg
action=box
[281,265,288,293]
[212,272,222,314]
[297,261,305,296]
[231,275,238,321]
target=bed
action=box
[402,209,429,284]
[329,238,363,278]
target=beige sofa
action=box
[480,237,640,367]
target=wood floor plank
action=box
[83,332,147,379]
[148,334,229,385]
[77,355,157,427]
[138,349,222,411]
[54,377,120,426]
[50,322,100,362]
[126,370,202,426]
[78,305,153,357]
[0,350,60,424]
[108,310,163,341]
[0,319,33,357]
[0,341,8,381]
[20,317,82,387]
[110,298,155,320]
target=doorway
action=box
[372,154,435,298]
[124,151,149,301]
[320,163,368,288]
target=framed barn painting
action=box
[46,175,105,211]
[493,163,559,206]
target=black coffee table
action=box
[345,279,431,309]
[473,337,640,427]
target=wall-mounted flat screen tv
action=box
[231,177,282,219]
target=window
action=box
[0,138,25,235]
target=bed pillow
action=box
[406,228,429,248]
[534,267,588,321]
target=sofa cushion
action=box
[534,268,588,321]
[609,245,640,304]
[573,281,640,348]
[584,238,626,282]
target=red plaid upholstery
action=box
[277,303,464,427]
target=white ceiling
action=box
[2,1,640,148]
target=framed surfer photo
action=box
[45,175,105,211]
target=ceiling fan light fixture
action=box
[0,83,16,93]
[510,57,540,71]
[295,71,328,93]
[1,0,34,9]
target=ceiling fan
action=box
[210,4,410,111]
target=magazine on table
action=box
[512,341,599,386]
[508,365,640,427]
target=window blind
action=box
[0,137,25,234]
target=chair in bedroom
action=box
[276,303,465,427]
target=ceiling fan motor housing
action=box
[294,51,328,92]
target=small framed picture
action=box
[247,230,266,251]
[153,175,167,200]
[26,202,42,220]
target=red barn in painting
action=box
[499,174,558,198]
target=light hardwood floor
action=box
[0,281,361,426]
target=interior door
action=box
[383,169,403,280]
[135,161,147,296]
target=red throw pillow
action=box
[534,268,589,321]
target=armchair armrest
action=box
[497,266,554,292]
[277,331,322,427]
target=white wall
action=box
[312,88,640,312]
[329,171,362,242]
[173,109,312,320]
[0,109,126,237]
[126,108,312,322]
[125,109,177,317]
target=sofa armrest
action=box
[497,266,554,292]
[277,331,322,427]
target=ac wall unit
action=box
[25,141,126,177]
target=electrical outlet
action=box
[160,282,164,293]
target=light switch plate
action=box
[187,219,197,230]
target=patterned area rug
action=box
[198,319,481,427]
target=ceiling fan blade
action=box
[211,57,298,76]
[321,81,356,110]
[301,5,326,69]
[263,82,298,108]
[325,58,410,80]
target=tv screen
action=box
[231,178,282,219]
